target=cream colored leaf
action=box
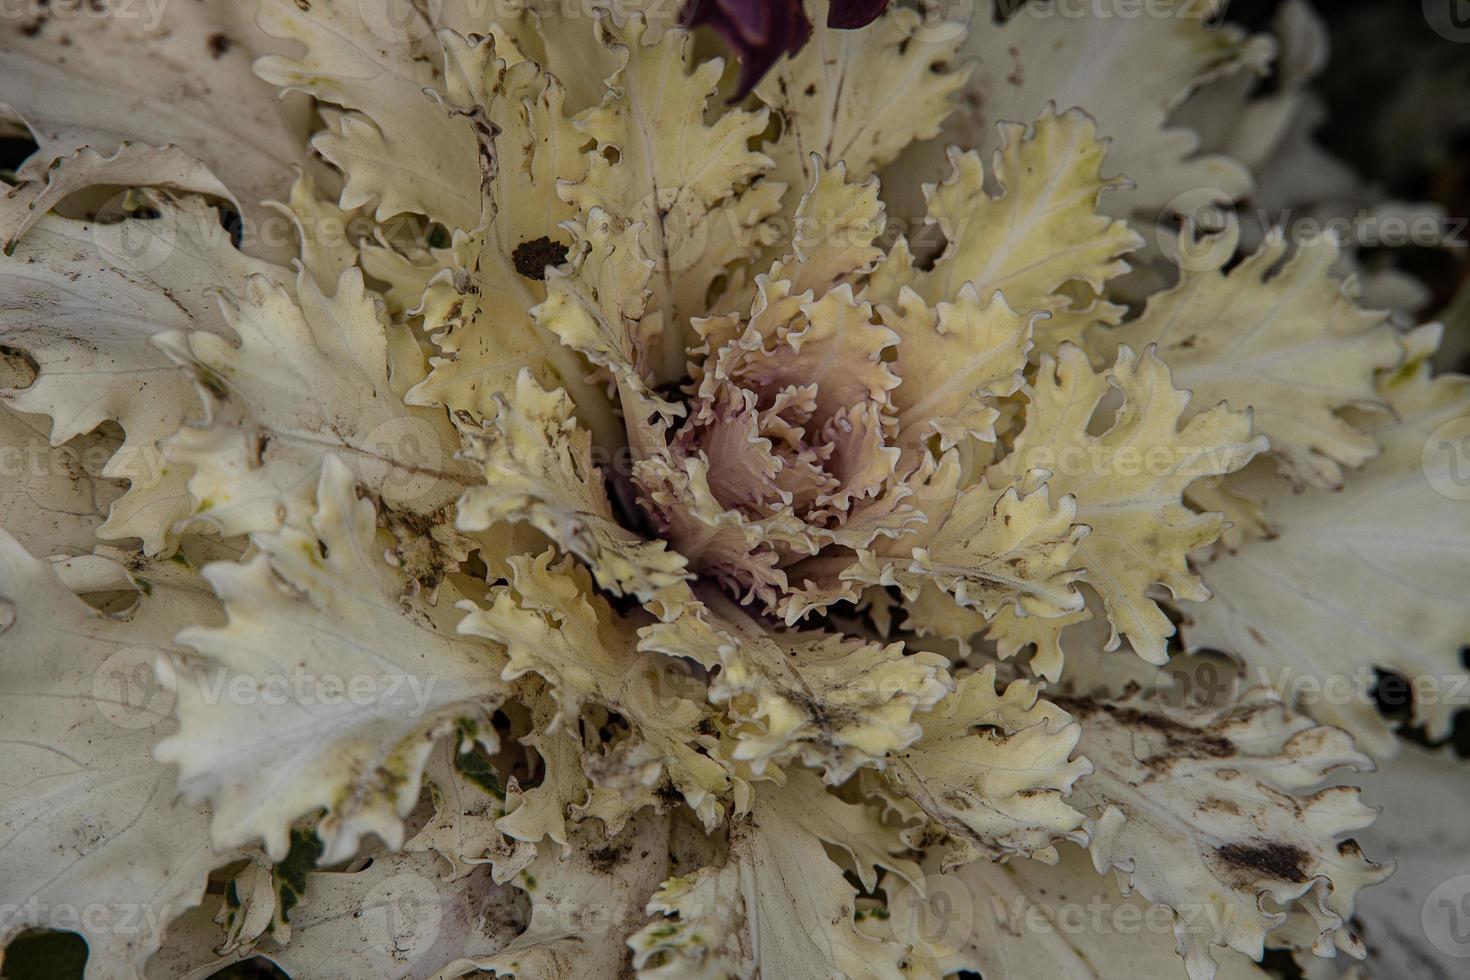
[254,1,480,226]
[155,458,508,864]
[886,107,1143,350]
[886,665,1090,868]
[457,371,691,611]
[1186,470,1274,551]
[1348,744,1470,980]
[629,856,753,980]
[259,847,524,980]
[1057,687,1389,980]
[535,208,659,399]
[457,550,730,829]
[856,458,1086,626]
[1102,232,1401,490]
[680,178,789,321]
[207,854,279,957]
[0,0,312,255]
[0,143,233,252]
[981,602,1092,685]
[896,582,993,654]
[640,592,952,783]
[494,692,590,857]
[994,344,1265,668]
[0,534,230,979]
[900,0,1274,219]
[562,15,773,382]
[630,772,914,980]
[485,3,621,114]
[0,394,124,557]
[267,171,365,293]
[156,266,475,541]
[406,740,533,883]
[447,809,672,980]
[887,283,1036,451]
[145,898,260,980]
[755,9,967,198]
[402,41,623,450]
[768,159,888,300]
[0,199,291,553]
[930,843,1273,980]
[1169,2,1393,301]
[1188,325,1470,757]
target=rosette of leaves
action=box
[0,2,1464,979]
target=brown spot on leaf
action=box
[1199,796,1241,816]
[1216,839,1310,883]
[512,236,569,281]
[1056,695,1236,760]
[587,844,625,872]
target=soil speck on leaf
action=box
[513,236,569,281]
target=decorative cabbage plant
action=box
[1,1,1466,978]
